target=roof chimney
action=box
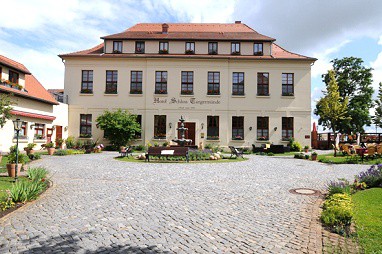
[235,21,241,24]
[162,23,169,34]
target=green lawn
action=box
[0,155,8,174]
[317,153,382,165]
[116,156,248,163]
[352,188,382,254]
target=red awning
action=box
[10,110,56,121]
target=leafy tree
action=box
[315,70,350,156]
[373,82,382,129]
[96,109,141,148]
[0,93,13,128]
[318,57,374,133]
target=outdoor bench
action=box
[145,147,189,162]
[229,146,244,158]
[120,146,133,157]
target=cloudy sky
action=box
[1,0,382,128]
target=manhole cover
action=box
[289,188,321,196]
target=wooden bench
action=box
[120,146,133,157]
[229,146,244,158]
[145,147,189,162]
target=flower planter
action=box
[311,154,318,161]
[25,149,35,155]
[47,147,55,155]
[6,164,22,177]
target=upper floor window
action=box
[282,73,294,96]
[130,71,142,94]
[282,117,294,140]
[181,71,193,95]
[208,72,220,95]
[208,42,218,55]
[257,117,269,140]
[232,72,244,96]
[257,72,269,96]
[154,115,166,139]
[135,41,145,53]
[9,70,19,84]
[80,114,92,138]
[159,42,169,54]
[232,116,244,140]
[231,42,240,55]
[207,116,219,140]
[81,70,93,94]
[254,43,263,56]
[34,123,45,139]
[113,41,122,53]
[155,71,167,94]
[105,70,118,94]
[185,42,195,54]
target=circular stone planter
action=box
[289,188,321,196]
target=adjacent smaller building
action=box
[0,55,68,152]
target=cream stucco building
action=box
[60,22,316,148]
[0,55,68,153]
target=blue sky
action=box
[1,0,382,130]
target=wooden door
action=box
[55,126,62,147]
[177,122,196,145]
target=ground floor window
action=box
[14,121,27,139]
[282,117,294,140]
[207,116,219,140]
[80,114,92,138]
[154,115,166,139]
[34,123,45,139]
[232,116,244,140]
[135,115,142,139]
[257,117,269,140]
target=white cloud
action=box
[370,51,382,92]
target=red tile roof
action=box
[0,55,31,74]
[10,109,56,121]
[101,23,275,41]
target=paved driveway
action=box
[0,153,367,253]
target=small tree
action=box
[373,82,382,129]
[0,93,13,128]
[96,109,141,148]
[315,70,350,156]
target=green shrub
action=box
[294,153,304,159]
[321,193,353,234]
[28,153,41,160]
[304,154,310,159]
[162,141,169,147]
[10,180,47,203]
[27,167,48,182]
[267,152,274,156]
[134,145,145,151]
[327,179,352,196]
[54,149,69,156]
[66,136,75,149]
[0,196,15,211]
[204,144,213,149]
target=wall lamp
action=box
[274,127,278,131]
[249,126,253,131]
[64,126,68,131]
[30,124,35,130]
[169,123,172,129]
[201,123,204,129]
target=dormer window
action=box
[208,42,218,55]
[135,41,145,53]
[254,43,263,56]
[185,42,195,54]
[231,42,240,55]
[9,70,19,84]
[113,41,122,53]
[159,42,169,54]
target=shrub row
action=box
[321,193,353,235]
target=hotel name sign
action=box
[154,97,221,106]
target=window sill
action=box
[180,93,194,97]
[129,93,143,97]
[230,139,245,142]
[256,95,270,98]
[281,139,291,143]
[154,93,168,97]
[281,95,295,99]
[231,95,245,98]
[256,140,270,143]
[152,138,167,141]
[206,94,220,97]
[104,93,118,96]
[33,139,47,143]
[78,137,93,140]
[206,139,220,142]
[79,93,94,96]
[12,139,28,143]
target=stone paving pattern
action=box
[0,153,367,253]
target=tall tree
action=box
[374,82,382,129]
[315,70,350,156]
[96,109,141,148]
[318,57,374,133]
[0,93,13,128]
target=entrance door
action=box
[55,126,63,147]
[178,122,196,145]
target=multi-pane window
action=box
[34,123,45,139]
[159,42,169,53]
[105,70,118,94]
[113,41,122,53]
[232,116,244,140]
[232,72,244,95]
[80,114,92,137]
[130,71,143,94]
[135,41,145,53]
[257,117,269,140]
[181,71,193,94]
[155,71,167,94]
[207,72,220,95]
[208,42,218,54]
[231,42,240,54]
[282,117,294,140]
[15,122,27,138]
[207,116,219,140]
[81,70,93,93]
[154,115,166,139]
[185,42,195,54]
[134,115,142,139]
[282,73,294,96]
[257,72,269,96]
[9,70,19,84]
[254,43,263,56]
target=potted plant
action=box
[56,138,65,149]
[304,145,309,153]
[45,142,55,155]
[6,150,27,177]
[311,151,318,161]
[24,143,37,155]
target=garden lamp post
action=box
[13,118,22,182]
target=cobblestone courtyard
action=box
[0,153,367,253]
